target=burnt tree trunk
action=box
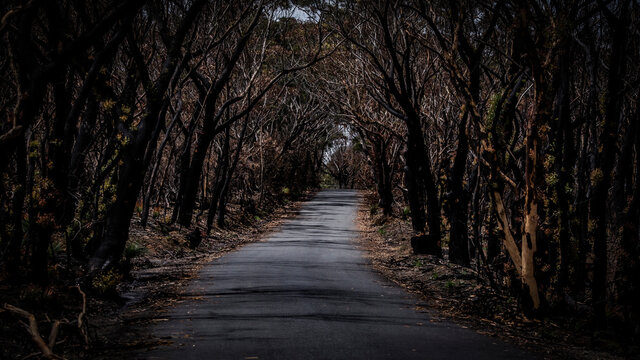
[447,111,470,266]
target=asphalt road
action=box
[140,190,532,359]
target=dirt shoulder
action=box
[354,191,629,360]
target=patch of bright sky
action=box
[274,4,318,22]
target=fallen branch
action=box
[73,285,90,347]
[3,303,64,360]
[48,320,61,351]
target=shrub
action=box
[124,241,147,259]
[91,269,123,295]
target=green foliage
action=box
[544,154,556,170]
[124,241,147,259]
[369,204,378,215]
[431,272,439,280]
[319,173,335,188]
[377,225,387,236]
[97,177,118,218]
[48,241,63,257]
[100,98,116,111]
[28,140,40,159]
[91,269,123,295]
[403,206,410,217]
[281,187,290,195]
[545,172,559,187]
[445,280,456,289]
[414,259,424,268]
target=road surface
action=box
[140,190,532,359]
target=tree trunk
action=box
[206,128,231,234]
[404,137,426,233]
[171,106,200,224]
[141,99,182,228]
[405,112,441,255]
[447,112,470,266]
[521,113,543,313]
[366,134,393,216]
[89,0,207,272]
[216,118,249,228]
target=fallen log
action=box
[3,303,64,360]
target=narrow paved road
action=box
[141,190,532,359]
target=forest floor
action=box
[0,193,314,360]
[355,190,635,360]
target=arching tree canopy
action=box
[1,0,640,353]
